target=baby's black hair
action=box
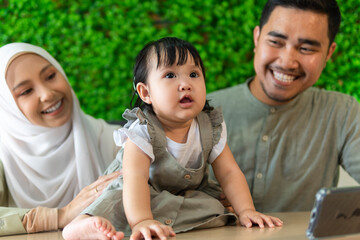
[131,37,213,112]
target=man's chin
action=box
[265,92,299,104]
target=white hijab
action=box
[0,43,117,208]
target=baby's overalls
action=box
[83,108,237,236]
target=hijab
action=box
[0,43,117,208]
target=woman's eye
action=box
[47,72,56,80]
[190,72,199,78]
[19,88,32,96]
[165,73,175,78]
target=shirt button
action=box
[262,135,269,141]
[184,174,191,180]
[270,108,276,113]
[164,219,172,225]
[256,173,263,179]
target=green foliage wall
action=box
[0,0,359,121]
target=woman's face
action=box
[5,53,73,127]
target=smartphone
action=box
[307,186,360,239]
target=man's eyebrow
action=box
[267,31,288,39]
[268,31,322,47]
[12,64,53,91]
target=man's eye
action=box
[300,47,316,54]
[190,72,199,78]
[268,39,281,47]
[165,73,175,78]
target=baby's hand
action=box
[130,219,176,240]
[238,209,283,228]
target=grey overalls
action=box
[83,108,237,236]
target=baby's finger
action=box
[140,228,152,240]
[168,226,176,237]
[240,216,253,228]
[251,215,265,228]
[260,215,275,228]
[131,229,150,240]
[130,230,141,240]
[164,225,175,236]
[159,224,170,237]
[270,216,283,226]
[150,224,167,240]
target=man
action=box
[208,0,360,212]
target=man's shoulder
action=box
[306,87,358,106]
[208,82,248,107]
[208,82,247,97]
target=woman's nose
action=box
[39,86,55,102]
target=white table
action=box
[1,212,359,240]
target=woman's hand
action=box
[130,219,176,240]
[58,170,121,228]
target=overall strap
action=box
[142,109,167,152]
[196,111,214,161]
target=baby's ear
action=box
[136,83,152,104]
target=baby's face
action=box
[143,52,206,126]
[6,53,73,127]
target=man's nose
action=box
[278,47,300,70]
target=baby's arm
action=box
[122,139,175,240]
[211,144,283,228]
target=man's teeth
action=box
[43,100,62,113]
[273,71,296,83]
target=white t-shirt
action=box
[113,118,227,169]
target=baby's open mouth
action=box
[180,96,193,103]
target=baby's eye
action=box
[165,72,176,78]
[190,72,199,78]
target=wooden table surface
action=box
[1,211,359,239]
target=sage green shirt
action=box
[0,161,28,235]
[208,78,360,212]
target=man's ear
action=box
[136,83,152,104]
[253,26,261,51]
[326,42,337,62]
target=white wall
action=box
[338,167,359,187]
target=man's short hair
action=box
[259,0,341,44]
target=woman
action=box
[0,43,120,235]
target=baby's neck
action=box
[162,119,193,144]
